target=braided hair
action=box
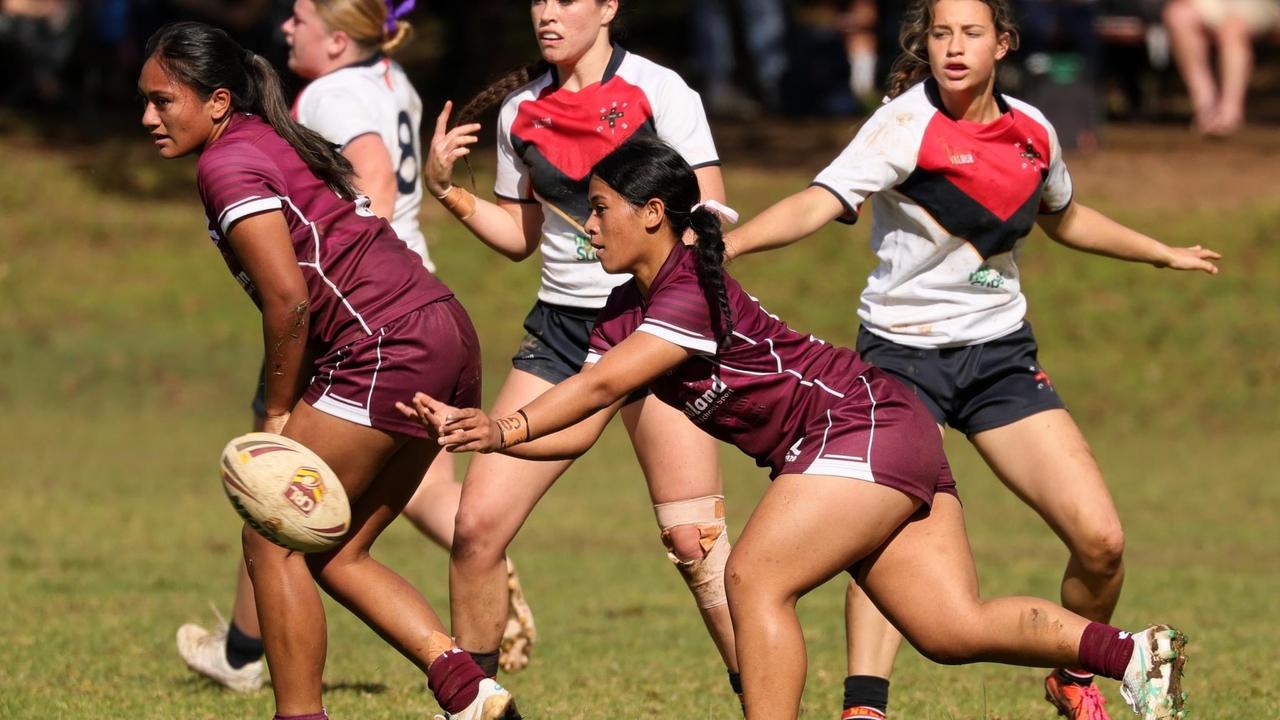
[591,137,734,350]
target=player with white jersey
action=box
[173,0,535,695]
[141,22,518,720]
[424,0,744,702]
[725,2,1218,719]
[398,136,1190,720]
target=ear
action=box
[600,0,619,27]
[642,198,666,232]
[208,87,233,122]
[328,30,350,61]
[994,31,1011,61]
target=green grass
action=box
[1,125,1278,719]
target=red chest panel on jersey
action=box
[916,112,1050,220]
[510,76,655,182]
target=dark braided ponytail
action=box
[144,22,357,199]
[591,136,734,350]
[455,59,553,127]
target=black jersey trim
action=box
[689,160,723,170]
[924,77,1011,120]
[549,43,627,89]
[495,192,540,205]
[811,181,860,225]
[339,52,385,71]
[1038,193,1074,216]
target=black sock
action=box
[843,675,890,712]
[728,670,743,696]
[468,649,500,678]
[225,621,264,669]
[1056,668,1096,686]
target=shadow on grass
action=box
[177,675,388,695]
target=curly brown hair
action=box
[884,0,1020,99]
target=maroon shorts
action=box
[303,298,481,439]
[777,368,957,509]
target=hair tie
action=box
[384,0,415,33]
[691,200,740,224]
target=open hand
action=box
[396,392,501,453]
[425,101,482,198]
[1161,244,1222,274]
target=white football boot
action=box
[1120,625,1188,719]
[175,620,264,693]
[432,678,520,720]
[498,558,537,674]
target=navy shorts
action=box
[855,322,1065,435]
[512,300,649,404]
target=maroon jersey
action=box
[588,246,896,477]
[196,113,450,349]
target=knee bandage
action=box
[654,495,730,609]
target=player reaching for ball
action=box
[399,136,1189,720]
[721,2,1219,718]
[141,22,519,720]
[175,0,535,692]
[424,0,745,701]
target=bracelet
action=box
[438,184,478,221]
[496,409,532,449]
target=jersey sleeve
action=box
[586,287,639,364]
[811,103,924,224]
[197,147,286,235]
[652,72,719,169]
[494,97,534,203]
[1038,120,1073,214]
[296,85,381,148]
[635,268,719,355]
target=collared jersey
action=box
[813,79,1073,348]
[495,46,719,308]
[197,113,449,350]
[587,246,880,476]
[293,55,432,271]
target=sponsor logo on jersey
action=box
[968,264,1005,289]
[1016,137,1046,172]
[534,116,553,129]
[785,436,804,463]
[683,375,731,420]
[945,143,975,165]
[283,467,326,516]
[596,100,630,135]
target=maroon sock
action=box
[272,712,328,720]
[427,648,485,713]
[1077,622,1135,680]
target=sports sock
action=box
[727,670,743,696]
[469,649,500,678]
[225,620,264,669]
[427,648,486,714]
[1077,622,1136,680]
[1055,668,1096,686]
[843,675,890,714]
[272,712,327,720]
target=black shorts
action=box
[855,322,1065,435]
[511,300,649,404]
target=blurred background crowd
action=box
[3,0,1279,145]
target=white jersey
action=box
[293,55,432,271]
[813,79,1073,348]
[495,46,719,308]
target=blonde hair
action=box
[885,0,1020,98]
[313,0,414,55]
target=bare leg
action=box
[401,451,461,548]
[244,402,449,714]
[450,369,573,657]
[844,582,900,678]
[1164,0,1219,132]
[624,395,737,672]
[970,410,1124,629]
[1208,17,1254,135]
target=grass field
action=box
[1,119,1277,719]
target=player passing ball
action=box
[398,136,1189,720]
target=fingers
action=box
[432,100,453,139]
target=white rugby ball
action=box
[219,432,351,553]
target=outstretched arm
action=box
[399,332,692,456]
[425,101,543,261]
[1038,202,1221,274]
[723,185,846,261]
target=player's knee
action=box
[451,507,508,566]
[1075,524,1125,577]
[913,635,971,666]
[655,495,730,609]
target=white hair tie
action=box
[691,200,740,224]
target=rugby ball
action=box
[219,433,351,553]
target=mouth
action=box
[943,62,968,79]
[152,134,170,146]
[538,31,564,44]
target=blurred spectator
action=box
[0,0,80,108]
[843,0,879,106]
[1014,0,1103,150]
[691,0,789,117]
[1164,0,1280,135]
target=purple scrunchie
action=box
[385,0,413,33]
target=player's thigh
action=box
[622,394,722,504]
[283,401,401,505]
[455,368,575,545]
[729,474,917,602]
[856,495,982,641]
[970,408,1122,548]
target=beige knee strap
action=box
[654,495,730,609]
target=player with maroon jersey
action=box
[398,137,1189,720]
[724,3,1217,719]
[139,22,517,720]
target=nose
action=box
[947,33,963,56]
[141,101,160,130]
[281,16,294,36]
[584,214,600,235]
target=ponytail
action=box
[456,59,552,127]
[591,136,735,351]
[144,22,357,199]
